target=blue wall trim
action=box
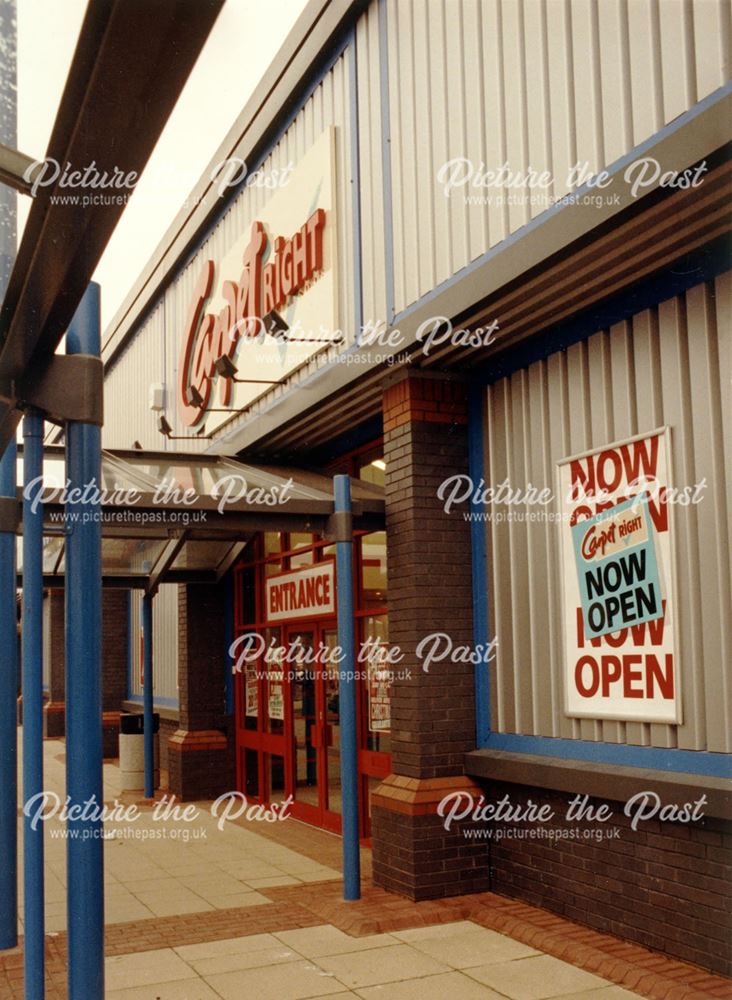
[377,0,395,323]
[126,590,133,701]
[482,732,732,779]
[391,82,732,330]
[468,387,490,747]
[348,27,364,341]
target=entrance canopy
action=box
[11,446,384,591]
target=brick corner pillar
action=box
[371,371,490,900]
[43,589,65,737]
[169,582,235,801]
[101,590,129,758]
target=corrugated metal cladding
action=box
[127,585,179,703]
[484,273,731,754]
[385,0,731,317]
[103,49,354,451]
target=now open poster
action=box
[557,430,680,723]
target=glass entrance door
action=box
[286,622,342,832]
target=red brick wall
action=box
[102,590,128,711]
[372,373,487,899]
[382,375,474,779]
[169,583,235,800]
[486,780,732,977]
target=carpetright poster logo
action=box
[571,495,663,640]
[557,429,679,724]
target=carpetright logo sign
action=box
[177,127,338,431]
[557,429,680,724]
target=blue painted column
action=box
[468,387,490,746]
[142,593,154,798]
[65,283,104,1000]
[0,440,17,950]
[22,411,45,998]
[334,474,360,900]
[0,0,19,955]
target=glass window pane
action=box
[362,614,391,752]
[264,532,282,556]
[360,531,387,607]
[359,457,385,487]
[265,627,284,735]
[243,748,259,797]
[239,564,256,625]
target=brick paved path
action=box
[1,880,730,999]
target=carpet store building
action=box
[41,0,731,977]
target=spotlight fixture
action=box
[132,441,142,450]
[212,354,287,385]
[264,309,289,339]
[188,382,238,412]
[157,414,210,440]
[263,308,343,345]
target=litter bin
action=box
[119,712,160,792]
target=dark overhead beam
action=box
[0,0,224,450]
[146,532,188,596]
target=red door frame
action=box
[233,522,392,837]
[283,620,343,834]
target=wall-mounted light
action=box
[158,415,210,440]
[189,383,238,412]
[263,308,343,345]
[212,354,287,385]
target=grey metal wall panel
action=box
[386,0,729,315]
[357,2,389,329]
[128,585,179,703]
[485,276,731,752]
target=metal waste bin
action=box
[119,712,159,791]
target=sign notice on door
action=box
[557,429,680,724]
[265,562,335,622]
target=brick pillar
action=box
[43,590,65,737]
[168,582,235,801]
[371,372,489,899]
[101,590,128,757]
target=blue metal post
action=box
[468,387,490,747]
[142,593,154,798]
[22,411,45,998]
[0,0,19,954]
[65,283,104,1000]
[0,440,17,950]
[334,474,360,900]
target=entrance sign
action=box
[265,562,336,623]
[557,429,680,723]
[177,127,338,430]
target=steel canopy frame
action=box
[11,446,385,591]
[0,0,224,455]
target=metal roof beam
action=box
[0,0,224,451]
